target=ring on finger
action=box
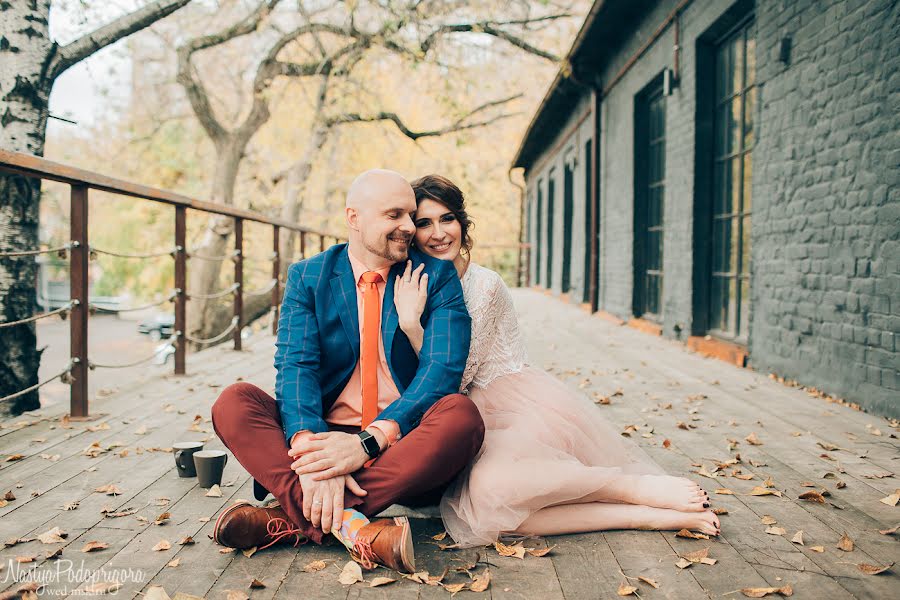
[313,500,323,506]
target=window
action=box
[536,180,544,286]
[709,20,754,340]
[562,154,575,293]
[634,83,666,320]
[546,169,556,289]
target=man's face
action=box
[351,180,417,264]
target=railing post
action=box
[233,218,243,350]
[69,185,89,418]
[300,231,306,259]
[319,234,326,254]
[174,206,186,374]
[271,225,280,336]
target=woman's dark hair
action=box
[410,174,474,254]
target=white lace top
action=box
[459,263,528,391]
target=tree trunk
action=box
[0,1,53,415]
[185,137,243,350]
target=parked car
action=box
[138,313,175,341]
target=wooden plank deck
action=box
[1,289,897,599]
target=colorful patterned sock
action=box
[332,508,370,549]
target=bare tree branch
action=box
[325,93,523,140]
[50,0,192,80]
[419,18,569,62]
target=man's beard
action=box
[364,234,410,263]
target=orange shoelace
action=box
[260,517,307,550]
[351,537,377,570]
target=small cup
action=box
[173,441,204,478]
[193,450,229,488]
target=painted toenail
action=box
[703,502,710,507]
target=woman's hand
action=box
[394,261,427,348]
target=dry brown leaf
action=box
[764,477,776,488]
[638,576,660,589]
[740,584,793,597]
[249,579,266,589]
[470,569,491,592]
[791,531,804,545]
[431,531,447,541]
[494,540,526,559]
[404,572,430,584]
[443,582,467,595]
[242,546,257,558]
[663,439,672,449]
[715,488,734,495]
[154,511,171,525]
[225,592,248,600]
[219,547,235,554]
[760,515,777,525]
[745,432,763,446]
[837,533,854,552]
[178,536,195,545]
[16,555,36,563]
[682,548,710,563]
[5,454,25,462]
[45,547,63,560]
[856,562,893,575]
[798,491,826,503]
[369,577,396,588]
[37,527,67,544]
[63,501,79,511]
[526,545,556,557]
[765,527,786,536]
[878,489,900,506]
[735,473,755,480]
[878,524,899,535]
[338,561,364,585]
[144,586,172,600]
[810,546,824,553]
[102,507,137,518]
[205,484,223,498]
[675,557,692,569]
[84,581,123,594]
[167,558,180,568]
[303,560,327,573]
[712,507,729,515]
[94,484,123,496]
[617,582,638,596]
[676,529,709,540]
[749,486,782,497]
[153,540,172,552]
[81,541,109,553]
[4,490,15,501]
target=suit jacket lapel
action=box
[329,250,360,361]
[381,261,404,376]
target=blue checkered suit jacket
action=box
[274,243,471,445]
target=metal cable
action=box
[89,245,178,259]
[88,334,179,370]
[187,282,239,300]
[185,316,239,345]
[0,242,73,258]
[0,301,75,328]
[187,249,240,261]
[89,291,178,313]
[242,279,278,297]
[0,360,76,403]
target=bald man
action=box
[210,170,481,572]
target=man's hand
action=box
[300,473,367,534]
[289,431,370,480]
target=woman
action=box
[393,174,720,547]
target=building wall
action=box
[750,0,898,415]
[522,0,898,416]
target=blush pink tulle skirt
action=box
[440,366,664,547]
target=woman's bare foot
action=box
[635,507,721,535]
[594,474,710,512]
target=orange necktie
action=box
[360,271,383,429]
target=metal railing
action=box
[0,149,344,418]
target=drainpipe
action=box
[508,166,528,287]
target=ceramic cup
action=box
[173,441,204,478]
[193,450,229,488]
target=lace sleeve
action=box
[460,266,527,391]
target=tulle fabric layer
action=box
[440,366,664,547]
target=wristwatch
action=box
[357,430,380,459]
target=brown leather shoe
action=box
[213,501,306,550]
[351,516,415,573]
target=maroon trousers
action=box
[211,382,485,544]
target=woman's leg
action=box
[578,473,710,512]
[513,502,721,537]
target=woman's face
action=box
[413,198,463,261]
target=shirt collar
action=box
[347,247,393,286]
